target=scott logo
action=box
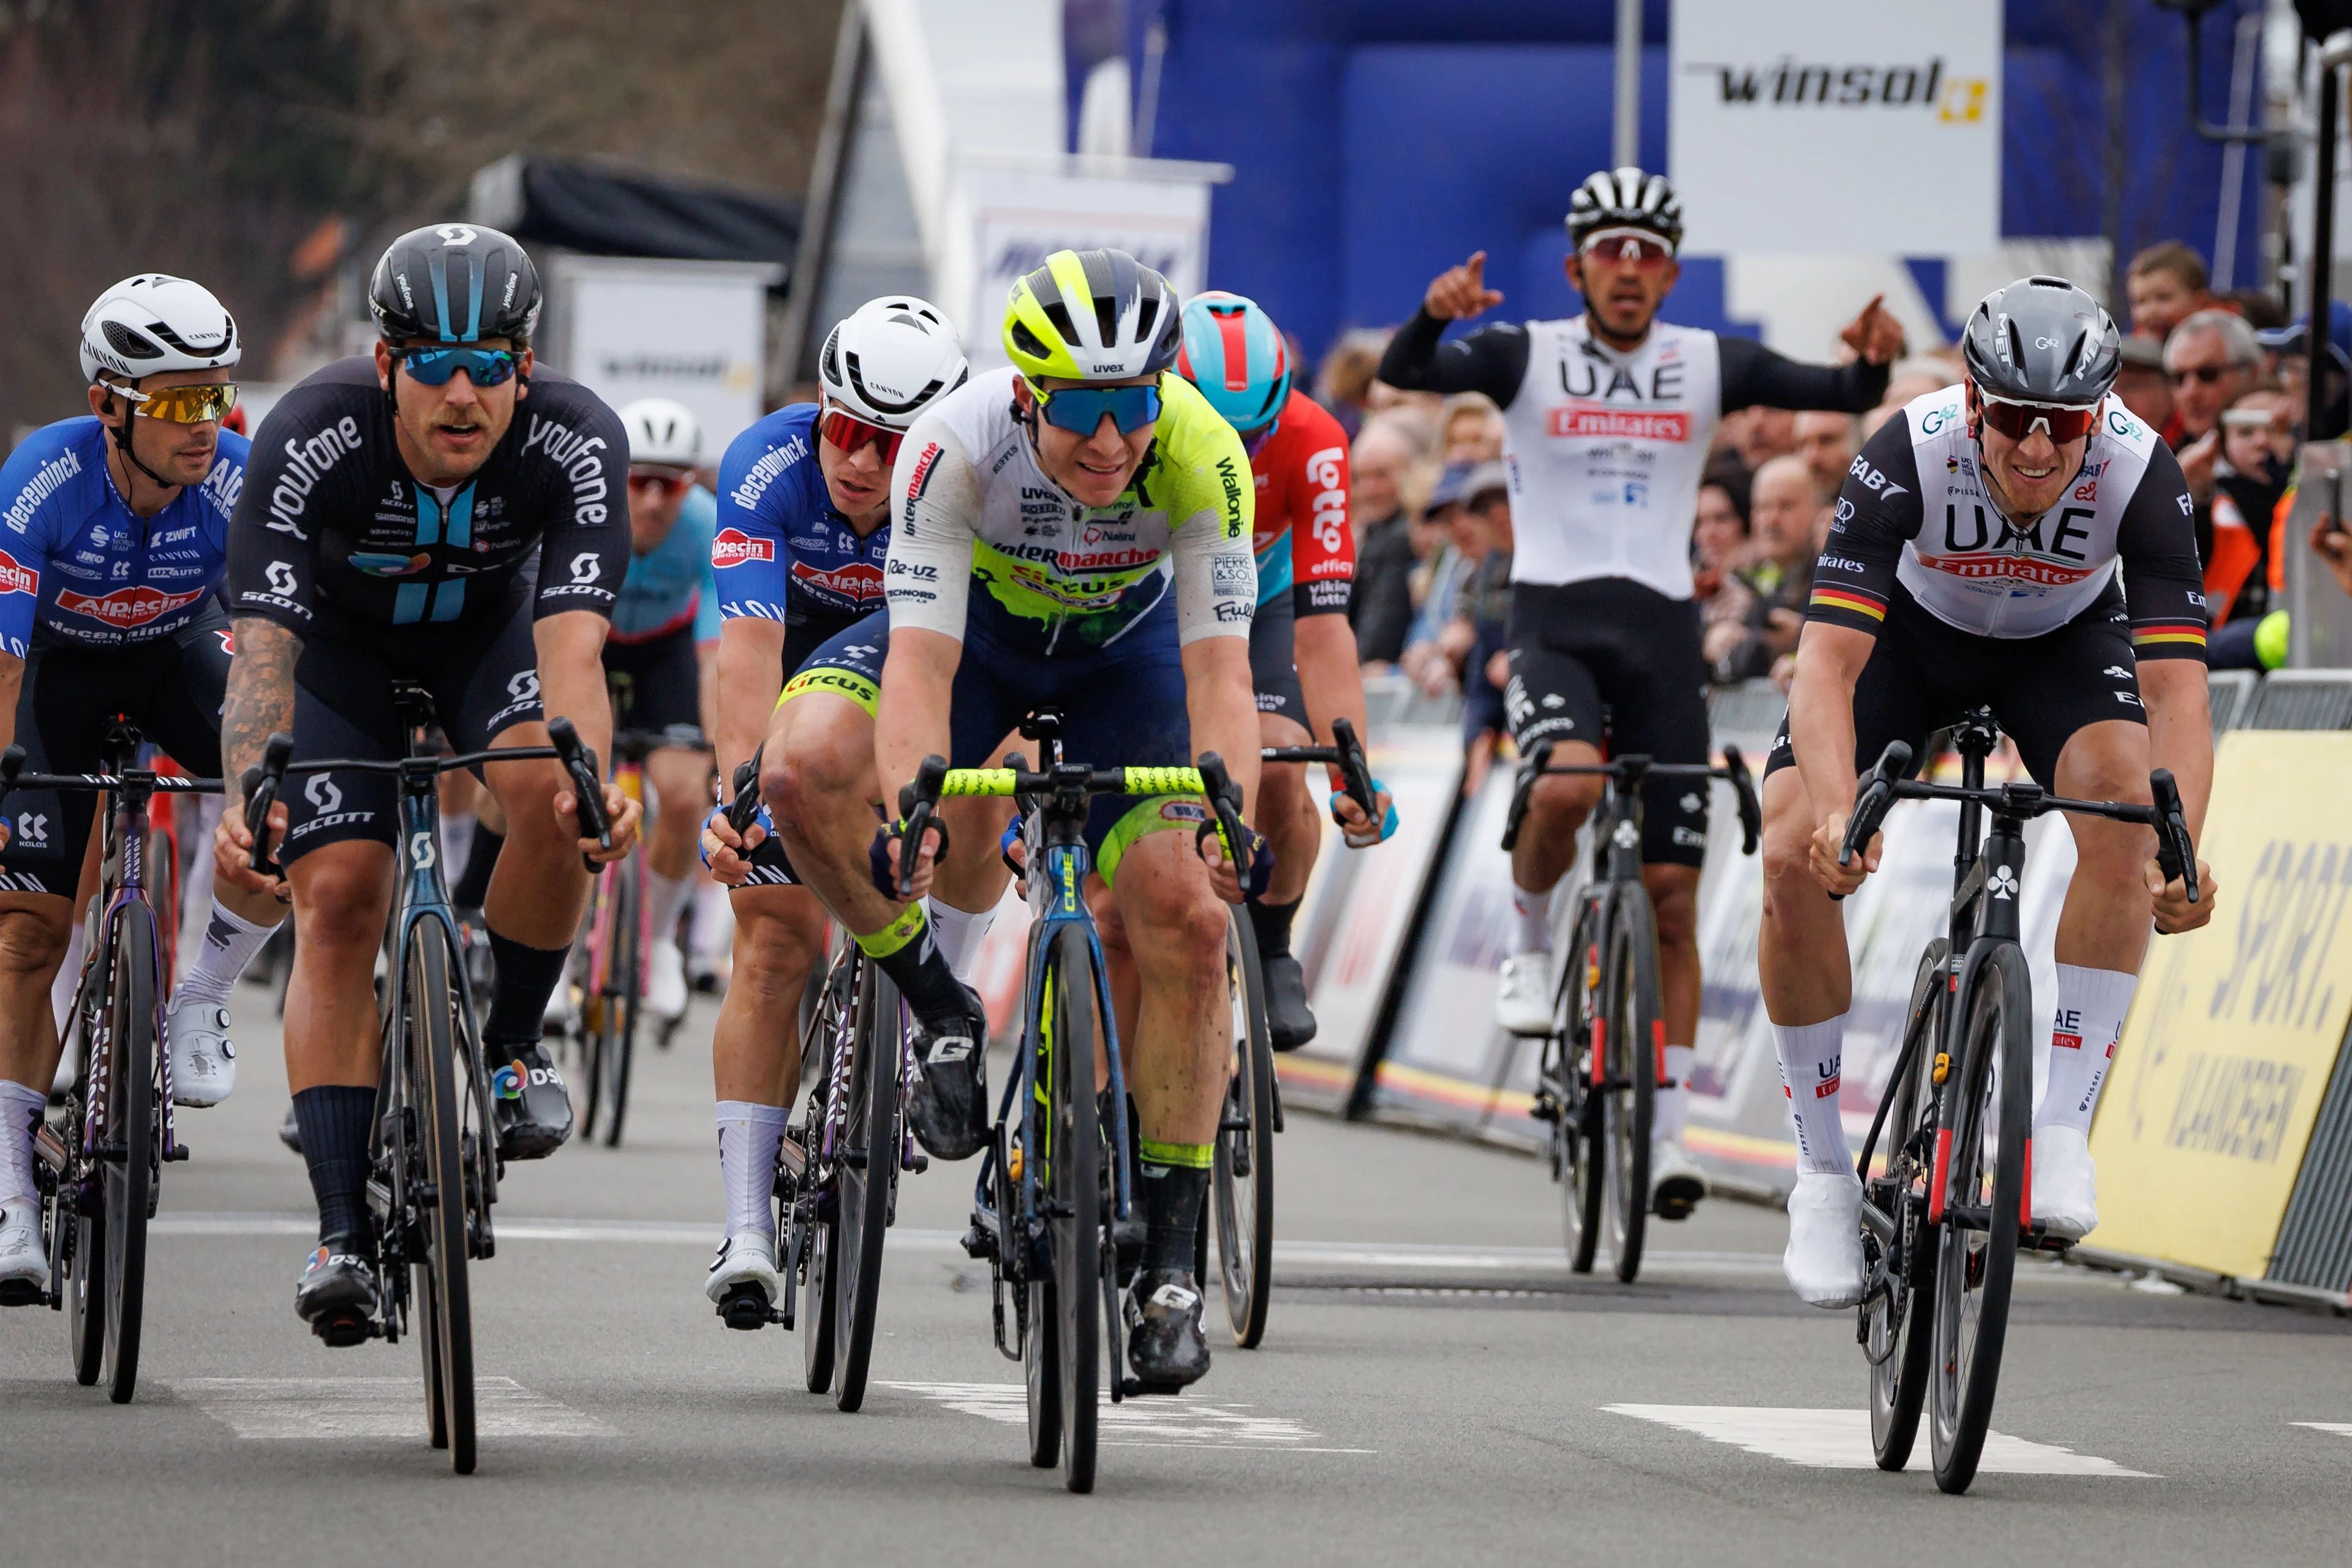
[569,552,601,584]
[305,774,343,815]
[409,831,436,870]
[711,527,774,568]
[267,562,299,597]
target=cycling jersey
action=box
[225,356,627,635]
[0,417,249,657]
[610,484,720,644]
[1806,386,2207,658]
[712,403,891,628]
[887,367,1255,654]
[1246,389,1353,617]
[1376,309,1887,598]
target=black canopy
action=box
[483,154,801,278]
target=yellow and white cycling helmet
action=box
[1003,247,1183,383]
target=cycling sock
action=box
[173,901,279,1009]
[925,895,998,982]
[717,1101,788,1242]
[690,878,734,979]
[483,930,569,1047]
[1770,1015,1853,1175]
[1249,896,1300,961]
[2037,963,2136,1135]
[0,1079,45,1208]
[451,826,503,911]
[293,1084,377,1244]
[645,870,694,951]
[1656,1043,1695,1143]
[1138,1140,1212,1273]
[1511,884,1553,954]
[855,903,970,1033]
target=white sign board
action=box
[549,256,782,460]
[1670,0,2002,255]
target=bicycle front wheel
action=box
[1212,906,1275,1348]
[62,978,105,1386]
[598,855,642,1147]
[1929,943,2032,1495]
[832,959,901,1411]
[405,924,477,1474]
[1039,925,1102,1493]
[102,903,159,1403]
[1556,902,1604,1275]
[1603,889,1659,1284]
[1867,941,1947,1471]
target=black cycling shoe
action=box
[1262,953,1317,1052]
[905,991,988,1162]
[295,1235,378,1347]
[489,1042,573,1161]
[1124,1267,1212,1390]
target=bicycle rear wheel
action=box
[598,855,643,1147]
[1039,925,1102,1493]
[1212,907,1275,1348]
[1603,889,1659,1284]
[832,960,901,1411]
[1866,941,1947,1471]
[801,1018,840,1395]
[62,972,105,1386]
[1556,902,1604,1275]
[1929,944,2031,1495]
[405,925,477,1474]
[102,903,159,1403]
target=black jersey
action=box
[227,356,628,635]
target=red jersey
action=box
[1250,389,1354,617]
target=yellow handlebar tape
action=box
[936,766,1208,797]
[940,769,1019,796]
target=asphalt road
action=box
[6,981,2350,1565]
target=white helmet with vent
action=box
[79,274,240,383]
[818,296,970,428]
[619,398,703,467]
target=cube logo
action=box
[712,527,775,568]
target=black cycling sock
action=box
[293,1085,377,1245]
[1139,1143,1212,1273]
[855,903,971,1033]
[451,826,503,910]
[484,929,568,1048]
[1249,897,1300,961]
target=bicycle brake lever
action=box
[2149,767,2198,906]
[726,746,764,835]
[1721,744,1761,858]
[546,717,609,873]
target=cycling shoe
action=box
[1262,952,1317,1052]
[1125,1267,1212,1390]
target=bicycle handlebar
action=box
[1499,741,1762,856]
[0,743,224,798]
[1261,714,1378,823]
[725,746,764,836]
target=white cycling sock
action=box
[1511,883,1553,954]
[0,1078,45,1208]
[1656,1043,1695,1144]
[2036,963,2136,1135]
[645,870,693,951]
[174,902,277,1010]
[1771,1015,1853,1175]
[690,878,734,977]
[927,896,998,982]
[717,1101,788,1241]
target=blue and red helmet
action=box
[1176,290,1292,434]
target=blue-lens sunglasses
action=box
[1027,378,1163,436]
[394,346,522,388]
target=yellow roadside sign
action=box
[2087,731,2352,1279]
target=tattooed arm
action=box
[213,617,301,895]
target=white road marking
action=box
[880,1381,1371,1452]
[1605,1405,2154,1476]
[168,1377,610,1440]
[2294,1422,2352,1438]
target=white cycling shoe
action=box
[543,980,579,1036]
[1494,951,1555,1037]
[1784,1170,1866,1308]
[706,1231,780,1329]
[1650,1136,1709,1220]
[646,939,689,1027]
[2029,1125,2098,1242]
[165,992,236,1107]
[0,1202,49,1306]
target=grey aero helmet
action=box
[1960,276,2120,407]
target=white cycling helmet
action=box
[818,295,970,428]
[619,397,702,468]
[80,274,240,384]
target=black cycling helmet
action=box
[1566,167,1684,254]
[1960,276,2120,407]
[369,223,542,345]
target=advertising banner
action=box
[549,255,780,459]
[2087,732,2352,1278]
[1669,0,2002,255]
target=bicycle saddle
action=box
[388,679,440,733]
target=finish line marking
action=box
[1604,1405,2154,1476]
[168,1377,611,1440]
[2295,1422,2352,1438]
[879,1381,1372,1453]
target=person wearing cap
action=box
[1374,165,1903,1223]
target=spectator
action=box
[1693,463,1757,668]
[2113,334,2174,437]
[1711,454,1819,684]
[1315,326,1390,440]
[1880,355,1951,409]
[2127,240,2216,342]
[2256,308,2352,437]
[1439,393,1504,464]
[1452,467,1516,792]
[2206,384,2292,628]
[1719,404,1797,471]
[1401,462,1480,693]
[2222,287,2288,333]
[1793,409,1858,502]
[2166,307,2263,505]
[1348,417,1419,665]
[1859,404,1901,442]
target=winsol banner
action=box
[2087,732,2352,1280]
[1668,0,2002,255]
[549,255,780,458]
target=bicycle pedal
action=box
[1121,1376,1187,1398]
[960,1222,998,1261]
[0,1281,48,1309]
[163,1142,190,1162]
[717,1284,775,1331]
[905,1152,930,1174]
[311,1313,379,1349]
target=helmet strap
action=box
[102,386,185,501]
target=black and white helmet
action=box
[1566,167,1683,254]
[1961,276,2120,407]
[79,275,239,383]
[369,223,542,345]
[818,295,971,428]
[618,398,701,467]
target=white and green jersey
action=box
[884,367,1256,655]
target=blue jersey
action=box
[712,404,888,628]
[610,484,719,644]
[0,417,247,657]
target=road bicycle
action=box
[1502,741,1760,1284]
[3,726,217,1403]
[1838,715,2195,1494]
[243,684,611,1474]
[940,722,1254,1493]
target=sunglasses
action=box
[1976,391,2100,444]
[393,346,522,387]
[1242,421,1281,458]
[115,382,238,424]
[1579,229,1674,271]
[627,468,692,496]
[2168,364,2237,387]
[818,407,905,466]
[1026,379,1164,437]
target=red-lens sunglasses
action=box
[1579,229,1673,272]
[1976,393,2100,445]
[820,407,905,465]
